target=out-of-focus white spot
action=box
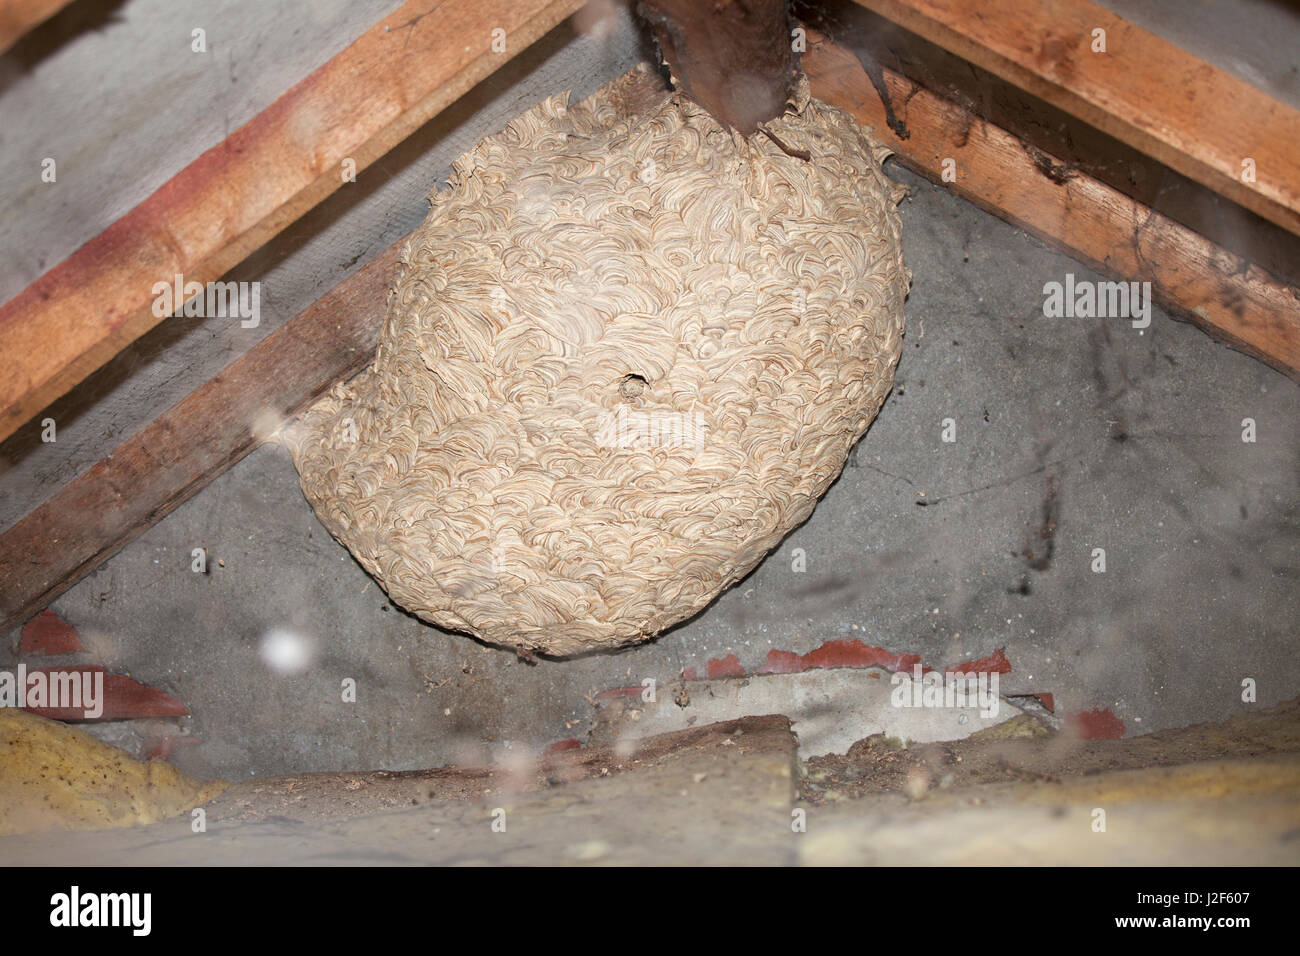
[568,840,610,861]
[260,628,314,674]
[494,743,537,782]
[573,0,619,41]
[252,407,290,445]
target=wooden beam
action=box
[0,0,584,445]
[0,244,398,634]
[638,0,797,136]
[803,33,1300,379]
[0,0,73,53]
[849,0,1300,236]
[796,0,1300,292]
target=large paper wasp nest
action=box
[289,69,908,657]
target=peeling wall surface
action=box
[0,0,1297,780]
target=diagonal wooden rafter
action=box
[850,0,1300,237]
[0,0,585,445]
[0,242,399,632]
[804,33,1300,379]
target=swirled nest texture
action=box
[289,70,909,657]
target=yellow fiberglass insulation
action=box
[0,709,227,835]
[288,69,909,656]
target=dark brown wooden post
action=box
[637,0,799,136]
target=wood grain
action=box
[0,243,398,633]
[0,0,72,53]
[850,0,1300,236]
[0,0,584,444]
[638,0,797,136]
[804,33,1300,378]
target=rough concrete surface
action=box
[0,0,1296,785]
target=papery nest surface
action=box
[289,68,909,656]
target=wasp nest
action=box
[289,68,908,656]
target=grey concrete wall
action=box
[0,1,1295,779]
[7,161,1297,779]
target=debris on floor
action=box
[3,698,1295,864]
